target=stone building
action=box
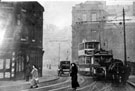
[0,2,44,80]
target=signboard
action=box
[79,68,90,71]
[85,50,93,55]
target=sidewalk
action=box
[127,75,135,87]
[0,69,59,91]
[0,75,59,88]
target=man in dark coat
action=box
[70,63,80,91]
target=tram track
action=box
[21,76,84,91]
[21,75,135,91]
[89,81,135,91]
[22,76,70,91]
[39,76,68,87]
[48,76,85,91]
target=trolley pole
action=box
[123,8,127,66]
[59,43,61,62]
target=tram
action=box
[78,41,130,83]
[78,41,100,75]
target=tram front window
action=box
[85,42,93,49]
[60,61,70,69]
[79,43,84,50]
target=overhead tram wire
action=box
[75,18,133,24]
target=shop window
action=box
[5,59,10,69]
[0,73,3,78]
[5,72,10,78]
[0,59,4,69]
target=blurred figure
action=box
[25,62,31,81]
[70,63,80,91]
[30,65,39,88]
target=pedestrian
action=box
[70,63,80,91]
[30,65,39,88]
[25,62,31,81]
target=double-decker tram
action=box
[78,41,100,75]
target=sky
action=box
[41,1,79,29]
[40,0,135,29]
[2,0,135,29]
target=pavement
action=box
[0,67,135,89]
[127,75,135,87]
[0,68,59,90]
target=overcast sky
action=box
[2,0,135,29]
[39,0,134,29]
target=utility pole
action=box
[123,8,127,65]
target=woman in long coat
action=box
[70,63,80,91]
[30,65,39,88]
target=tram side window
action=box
[86,57,91,63]
[94,43,99,50]
[79,56,85,64]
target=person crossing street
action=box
[30,65,39,88]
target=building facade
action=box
[72,1,135,74]
[0,2,44,80]
[72,1,106,62]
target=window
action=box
[79,43,84,50]
[5,59,10,69]
[0,59,4,69]
[79,56,85,64]
[86,57,91,63]
[82,14,87,21]
[91,13,97,21]
[16,56,24,72]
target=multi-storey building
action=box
[72,1,135,74]
[72,1,106,62]
[0,2,44,80]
